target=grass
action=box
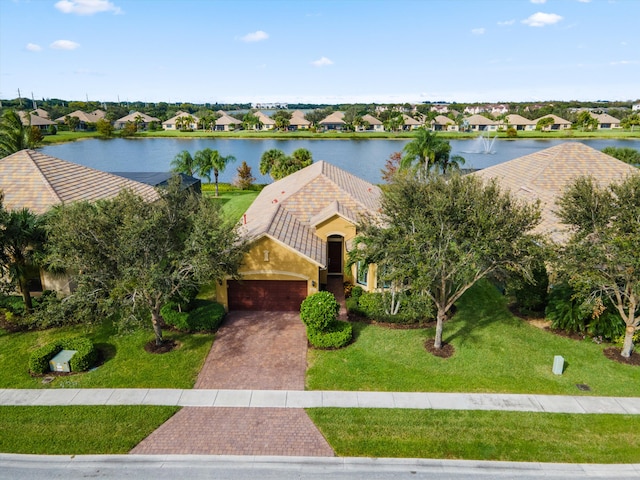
[0,319,213,389]
[307,408,640,463]
[0,405,178,454]
[306,280,640,396]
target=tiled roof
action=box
[241,161,381,266]
[536,114,571,125]
[505,114,536,125]
[402,114,422,126]
[0,150,160,214]
[591,112,620,124]
[215,113,242,125]
[54,110,104,123]
[361,114,382,125]
[433,115,454,125]
[162,111,200,126]
[255,111,276,125]
[319,111,345,125]
[466,114,497,125]
[114,111,160,124]
[471,142,638,243]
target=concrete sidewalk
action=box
[1,388,639,414]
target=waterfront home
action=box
[357,114,384,132]
[253,111,276,130]
[216,161,381,311]
[214,112,243,131]
[534,114,571,131]
[465,114,498,132]
[590,112,621,129]
[162,111,199,131]
[402,114,422,131]
[114,111,160,130]
[319,111,346,131]
[18,111,57,131]
[54,110,106,130]
[503,114,536,131]
[289,110,311,130]
[431,115,458,132]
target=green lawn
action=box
[0,406,178,454]
[307,408,640,463]
[206,189,260,222]
[0,319,213,389]
[307,280,640,396]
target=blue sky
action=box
[1,0,638,104]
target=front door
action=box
[327,237,343,275]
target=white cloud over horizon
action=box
[240,30,269,42]
[50,40,80,50]
[26,43,42,52]
[522,12,563,27]
[472,28,485,35]
[311,56,333,67]
[55,0,122,15]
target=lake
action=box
[42,137,640,185]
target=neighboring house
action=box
[216,161,381,311]
[54,110,105,130]
[590,112,621,129]
[214,112,243,131]
[161,111,199,131]
[464,105,486,115]
[0,149,160,293]
[289,110,311,130]
[401,114,422,131]
[253,111,276,130]
[31,108,50,119]
[503,114,536,131]
[114,112,160,130]
[431,115,458,132]
[430,104,449,114]
[111,172,201,194]
[357,114,384,132]
[18,111,57,131]
[632,103,640,112]
[489,104,509,115]
[465,114,498,132]
[319,111,346,131]
[471,143,638,243]
[535,114,571,131]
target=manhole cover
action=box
[576,384,591,391]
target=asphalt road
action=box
[0,455,636,480]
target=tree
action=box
[349,173,542,350]
[602,147,640,167]
[96,118,114,138]
[273,110,292,131]
[171,150,197,176]
[621,113,640,131]
[401,128,463,175]
[536,117,555,131]
[65,115,80,132]
[574,111,598,131]
[194,148,236,197]
[0,110,39,158]
[0,200,46,313]
[259,148,313,181]
[381,152,402,183]
[555,175,640,357]
[234,161,256,190]
[45,180,247,346]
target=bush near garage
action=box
[29,337,97,375]
[160,300,226,332]
[300,291,352,349]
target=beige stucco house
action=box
[465,114,498,132]
[535,114,572,131]
[114,111,160,130]
[217,161,381,311]
[162,111,199,130]
[503,114,537,131]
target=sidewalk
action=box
[1,388,639,414]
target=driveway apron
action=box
[131,311,334,456]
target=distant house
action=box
[31,108,50,119]
[162,111,199,131]
[18,111,57,131]
[590,112,621,129]
[464,105,486,115]
[535,114,572,131]
[632,103,640,112]
[289,110,311,130]
[401,114,422,131]
[431,115,458,132]
[465,114,498,132]
[214,112,243,131]
[319,111,346,131]
[114,111,160,130]
[503,114,536,131]
[54,110,106,130]
[357,114,384,132]
[430,104,450,114]
[488,104,509,115]
[253,111,276,130]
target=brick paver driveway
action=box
[131,311,334,456]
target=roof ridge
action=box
[25,149,65,205]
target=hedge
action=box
[300,291,340,331]
[161,300,226,332]
[29,337,97,375]
[306,321,353,349]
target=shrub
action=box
[161,302,190,330]
[161,300,225,332]
[356,291,433,325]
[506,263,549,314]
[306,320,353,349]
[28,337,97,374]
[300,291,339,331]
[349,285,364,299]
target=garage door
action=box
[227,280,307,311]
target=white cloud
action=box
[471,28,485,35]
[577,0,592,3]
[55,0,122,15]
[610,60,638,65]
[522,12,563,27]
[530,0,547,3]
[311,56,333,67]
[50,40,80,50]
[240,30,269,43]
[26,43,42,52]
[497,19,515,26]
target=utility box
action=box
[552,355,565,375]
[49,350,78,373]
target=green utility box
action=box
[49,350,78,373]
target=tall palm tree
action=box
[195,148,236,197]
[0,205,46,313]
[170,150,196,176]
[0,110,34,158]
[401,128,448,174]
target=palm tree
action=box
[260,148,287,181]
[0,110,35,158]
[401,128,464,177]
[0,205,46,313]
[170,150,196,176]
[195,148,236,197]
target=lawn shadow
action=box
[94,343,117,366]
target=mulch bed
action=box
[546,327,586,341]
[424,339,455,358]
[144,339,180,354]
[603,347,640,366]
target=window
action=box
[357,261,368,286]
